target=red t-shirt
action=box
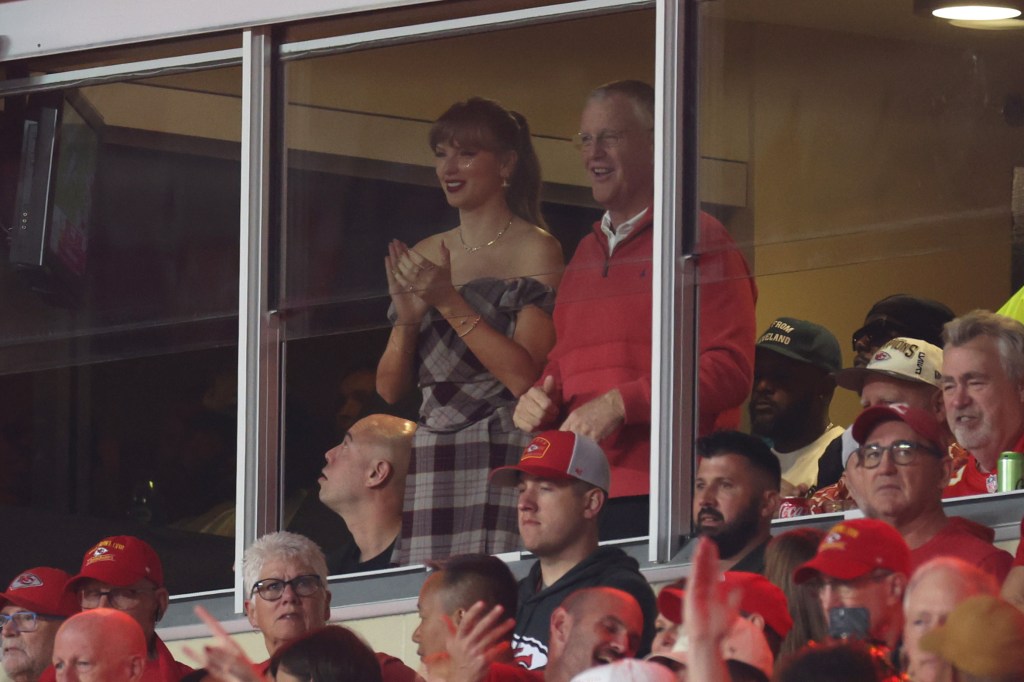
[944,432,1024,498]
[910,516,1013,581]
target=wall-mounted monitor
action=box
[11,90,101,307]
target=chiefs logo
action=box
[522,438,552,461]
[873,351,891,362]
[512,636,549,670]
[10,572,43,590]
[92,547,109,557]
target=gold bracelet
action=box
[457,314,482,338]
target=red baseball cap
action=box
[852,403,946,451]
[489,430,610,492]
[657,573,792,638]
[0,567,79,617]
[65,536,165,592]
[793,519,910,584]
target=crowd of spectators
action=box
[5,76,1024,681]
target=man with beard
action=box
[692,430,781,574]
[940,310,1024,498]
[749,317,843,494]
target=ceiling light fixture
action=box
[914,0,1024,20]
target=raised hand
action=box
[183,606,267,682]
[446,602,515,682]
[386,239,430,324]
[513,375,560,433]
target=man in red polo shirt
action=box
[940,310,1024,497]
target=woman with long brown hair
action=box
[764,527,829,660]
[378,97,562,566]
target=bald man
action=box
[318,414,416,573]
[52,609,145,682]
[438,584,643,682]
[544,587,644,682]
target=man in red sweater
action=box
[513,80,756,537]
[940,310,1024,498]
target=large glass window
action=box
[697,1,1023,523]
[0,63,242,594]
[276,9,657,568]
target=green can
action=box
[998,451,1024,492]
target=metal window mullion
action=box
[235,27,278,614]
[651,0,696,564]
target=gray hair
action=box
[903,556,998,611]
[242,531,328,598]
[944,309,1024,384]
[586,80,655,130]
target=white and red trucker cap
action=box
[489,430,610,493]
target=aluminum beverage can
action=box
[998,451,1024,492]
[779,496,809,518]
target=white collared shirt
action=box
[600,207,649,256]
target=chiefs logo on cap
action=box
[873,351,891,362]
[521,437,551,461]
[10,572,43,590]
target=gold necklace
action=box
[458,216,513,253]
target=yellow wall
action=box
[706,21,1020,426]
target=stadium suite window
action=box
[0,65,243,594]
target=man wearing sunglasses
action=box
[850,294,954,370]
[845,404,1012,580]
[61,536,190,682]
[0,567,78,682]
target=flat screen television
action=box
[10,90,101,307]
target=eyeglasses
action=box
[851,317,906,353]
[79,586,155,610]
[250,574,323,601]
[0,611,64,633]
[854,440,940,469]
[815,570,891,598]
[573,129,650,150]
